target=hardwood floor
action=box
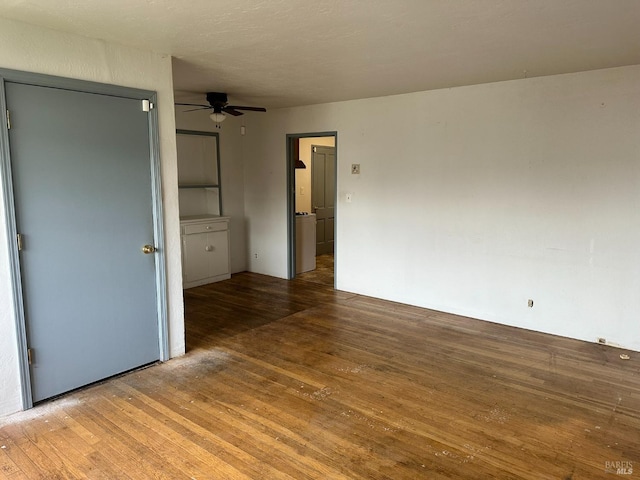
[1,272,639,479]
[296,254,334,286]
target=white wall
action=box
[243,65,640,352]
[0,18,184,416]
[174,109,247,273]
[295,137,335,213]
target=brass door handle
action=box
[142,244,157,254]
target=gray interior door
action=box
[6,82,160,402]
[311,145,336,255]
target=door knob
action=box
[142,244,157,254]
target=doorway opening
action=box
[286,132,337,286]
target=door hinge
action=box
[142,99,154,112]
[27,348,33,365]
[16,233,23,251]
[6,109,10,130]
[313,146,317,153]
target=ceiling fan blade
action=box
[222,107,244,116]
[182,106,213,113]
[175,102,210,108]
[226,105,267,112]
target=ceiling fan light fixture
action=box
[209,112,226,123]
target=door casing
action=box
[0,67,168,410]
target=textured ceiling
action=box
[1,0,639,108]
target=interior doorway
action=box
[286,132,337,285]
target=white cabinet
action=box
[181,216,230,288]
[296,214,316,273]
[177,129,230,289]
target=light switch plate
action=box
[351,164,360,174]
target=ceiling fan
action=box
[175,92,266,125]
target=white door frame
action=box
[0,68,169,409]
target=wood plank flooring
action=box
[1,272,639,479]
[295,254,334,286]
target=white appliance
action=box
[296,214,316,273]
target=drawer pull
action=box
[206,226,212,230]
[205,245,214,252]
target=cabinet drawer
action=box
[183,221,227,235]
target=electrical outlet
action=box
[527,299,534,308]
[351,164,360,174]
[253,253,258,259]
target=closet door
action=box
[7,82,160,402]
